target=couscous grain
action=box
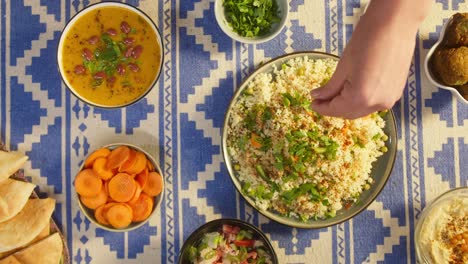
[227,56,388,221]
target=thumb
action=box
[310,67,345,100]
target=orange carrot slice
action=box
[94,204,110,225]
[125,151,147,175]
[128,193,154,222]
[106,203,133,229]
[127,183,142,204]
[135,168,148,189]
[106,146,131,170]
[103,181,117,203]
[93,157,114,180]
[108,173,137,202]
[103,180,109,196]
[143,171,163,196]
[84,148,111,168]
[80,186,107,209]
[118,149,137,173]
[147,160,154,172]
[75,169,103,197]
[101,202,118,214]
[250,133,262,148]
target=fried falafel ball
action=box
[444,13,468,47]
[432,46,468,86]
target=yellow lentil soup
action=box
[59,4,162,107]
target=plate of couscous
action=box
[222,51,397,228]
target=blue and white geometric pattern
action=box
[0,0,467,263]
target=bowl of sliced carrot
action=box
[74,143,164,231]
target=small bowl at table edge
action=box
[178,218,278,264]
[424,15,468,104]
[414,187,468,263]
[214,0,289,44]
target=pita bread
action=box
[0,221,50,259]
[33,222,50,243]
[0,198,55,253]
[12,233,62,264]
[0,179,35,223]
[0,151,28,183]
[0,256,20,264]
[0,199,7,220]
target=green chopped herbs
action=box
[187,246,198,262]
[244,104,273,132]
[255,164,268,181]
[282,92,311,110]
[223,0,281,37]
[236,230,253,240]
[281,183,321,204]
[88,34,121,75]
[81,33,141,88]
[258,136,272,152]
[237,134,249,150]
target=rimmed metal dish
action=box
[222,51,398,229]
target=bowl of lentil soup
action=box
[57,2,163,108]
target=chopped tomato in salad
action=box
[187,224,273,264]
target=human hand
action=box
[310,0,431,119]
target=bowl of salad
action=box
[178,218,278,264]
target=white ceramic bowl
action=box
[424,16,468,104]
[414,187,468,263]
[214,0,289,44]
[57,2,164,108]
[75,143,164,232]
[178,219,278,264]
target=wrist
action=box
[363,0,431,35]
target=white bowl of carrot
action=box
[74,143,164,232]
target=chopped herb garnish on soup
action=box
[223,0,281,37]
[61,6,161,106]
[80,28,143,87]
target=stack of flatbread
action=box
[0,151,63,264]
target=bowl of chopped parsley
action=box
[214,0,289,44]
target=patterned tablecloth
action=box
[1,0,467,263]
